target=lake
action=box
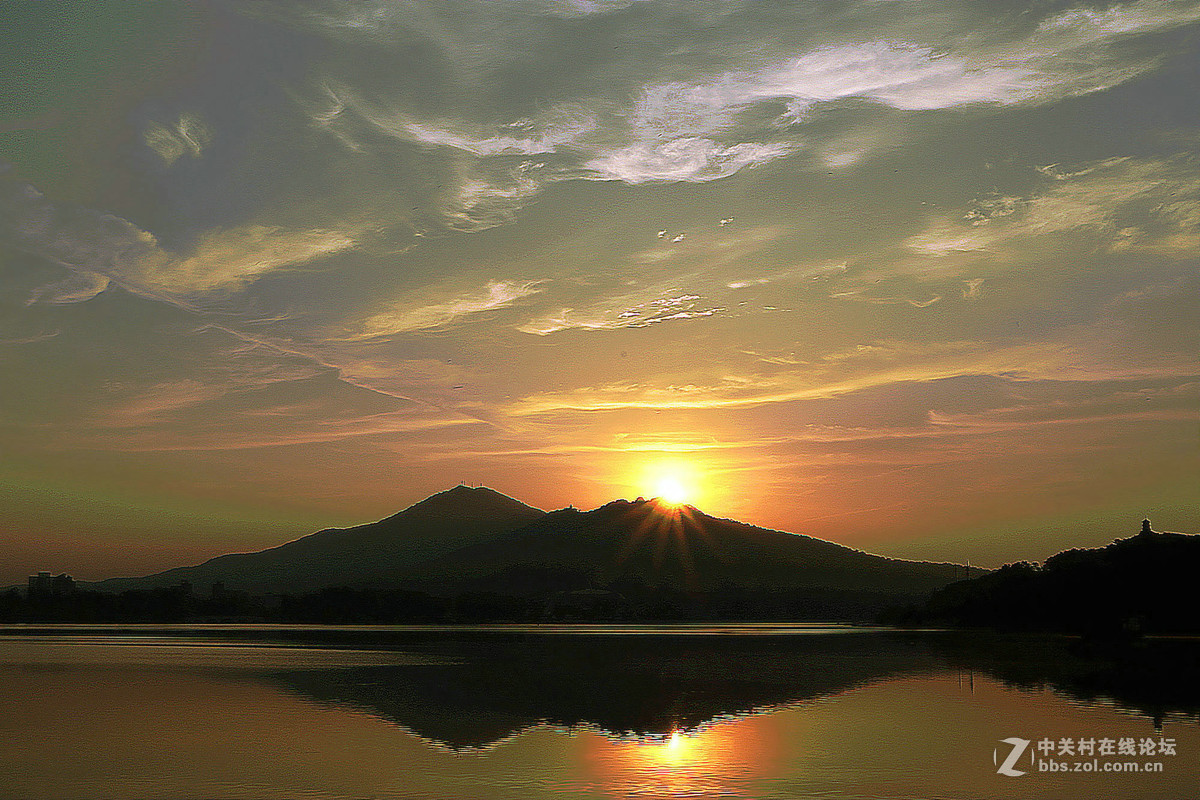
[1,625,1196,799]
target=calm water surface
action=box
[1,625,1196,799]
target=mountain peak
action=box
[445,484,493,497]
[435,484,513,502]
[92,484,547,594]
[395,485,543,522]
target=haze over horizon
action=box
[2,1,1198,585]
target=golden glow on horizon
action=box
[639,459,705,508]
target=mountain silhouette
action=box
[414,498,966,599]
[91,487,971,614]
[93,485,545,594]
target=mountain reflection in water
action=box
[265,629,1200,750]
[3,626,1200,799]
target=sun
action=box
[655,475,690,506]
[639,459,704,507]
[623,457,712,510]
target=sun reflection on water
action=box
[585,715,781,798]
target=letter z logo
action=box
[994,737,1031,776]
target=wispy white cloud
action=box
[291,0,1200,224]
[584,138,789,183]
[509,337,1200,416]
[905,157,1200,262]
[518,281,724,335]
[27,270,110,305]
[144,112,213,167]
[628,43,1037,130]
[519,225,795,334]
[145,225,358,294]
[395,113,596,158]
[1038,1,1200,38]
[352,280,544,339]
[830,290,943,308]
[1,178,360,304]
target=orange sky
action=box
[1,2,1197,584]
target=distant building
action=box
[27,572,75,598]
[1141,518,1154,535]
